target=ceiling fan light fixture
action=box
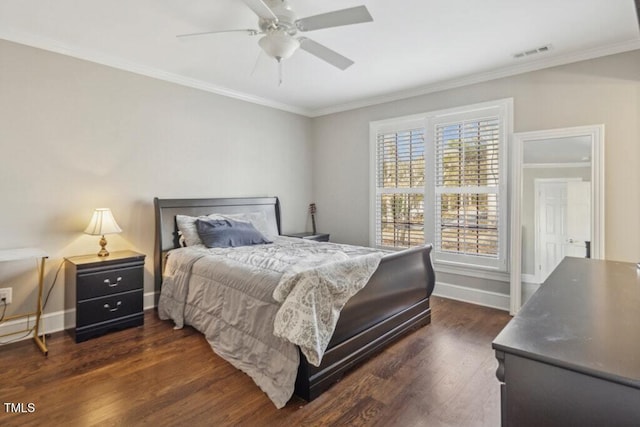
[178,2,372,71]
[258,31,300,60]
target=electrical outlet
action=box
[0,287,12,304]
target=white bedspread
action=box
[158,237,382,408]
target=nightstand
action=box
[283,232,330,242]
[65,250,145,343]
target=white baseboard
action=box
[143,291,156,311]
[432,281,510,312]
[0,292,156,344]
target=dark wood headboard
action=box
[153,197,281,297]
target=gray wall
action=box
[312,49,640,294]
[0,40,313,316]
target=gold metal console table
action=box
[0,248,48,355]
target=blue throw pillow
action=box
[195,218,272,248]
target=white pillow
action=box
[175,214,208,247]
[224,211,275,239]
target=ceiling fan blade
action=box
[242,0,278,21]
[299,38,354,70]
[177,29,259,39]
[296,5,373,32]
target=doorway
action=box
[534,178,589,283]
[510,125,604,314]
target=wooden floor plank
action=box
[0,296,510,426]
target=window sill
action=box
[374,245,509,282]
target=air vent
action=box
[513,44,552,59]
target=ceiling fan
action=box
[177,0,373,76]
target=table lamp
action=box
[84,208,122,257]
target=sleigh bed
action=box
[154,196,435,407]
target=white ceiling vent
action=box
[513,44,552,59]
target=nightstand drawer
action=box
[77,266,142,300]
[77,290,143,327]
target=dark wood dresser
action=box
[65,250,145,342]
[493,258,640,426]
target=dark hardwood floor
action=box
[0,297,511,426]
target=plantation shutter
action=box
[374,128,425,249]
[434,118,501,260]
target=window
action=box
[370,100,511,272]
[433,114,504,269]
[371,119,425,249]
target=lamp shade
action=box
[84,208,122,236]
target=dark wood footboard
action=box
[295,244,435,401]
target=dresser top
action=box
[66,250,145,267]
[493,257,640,389]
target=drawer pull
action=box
[103,301,122,312]
[103,277,123,287]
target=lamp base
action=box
[98,235,110,257]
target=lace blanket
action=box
[158,237,382,408]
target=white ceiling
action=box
[1,0,638,117]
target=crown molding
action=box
[309,38,640,117]
[0,29,313,117]
[1,29,638,119]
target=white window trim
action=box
[435,263,510,282]
[428,99,512,272]
[369,98,513,274]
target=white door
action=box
[537,181,568,283]
[535,178,590,283]
[567,181,591,257]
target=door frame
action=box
[510,125,604,314]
